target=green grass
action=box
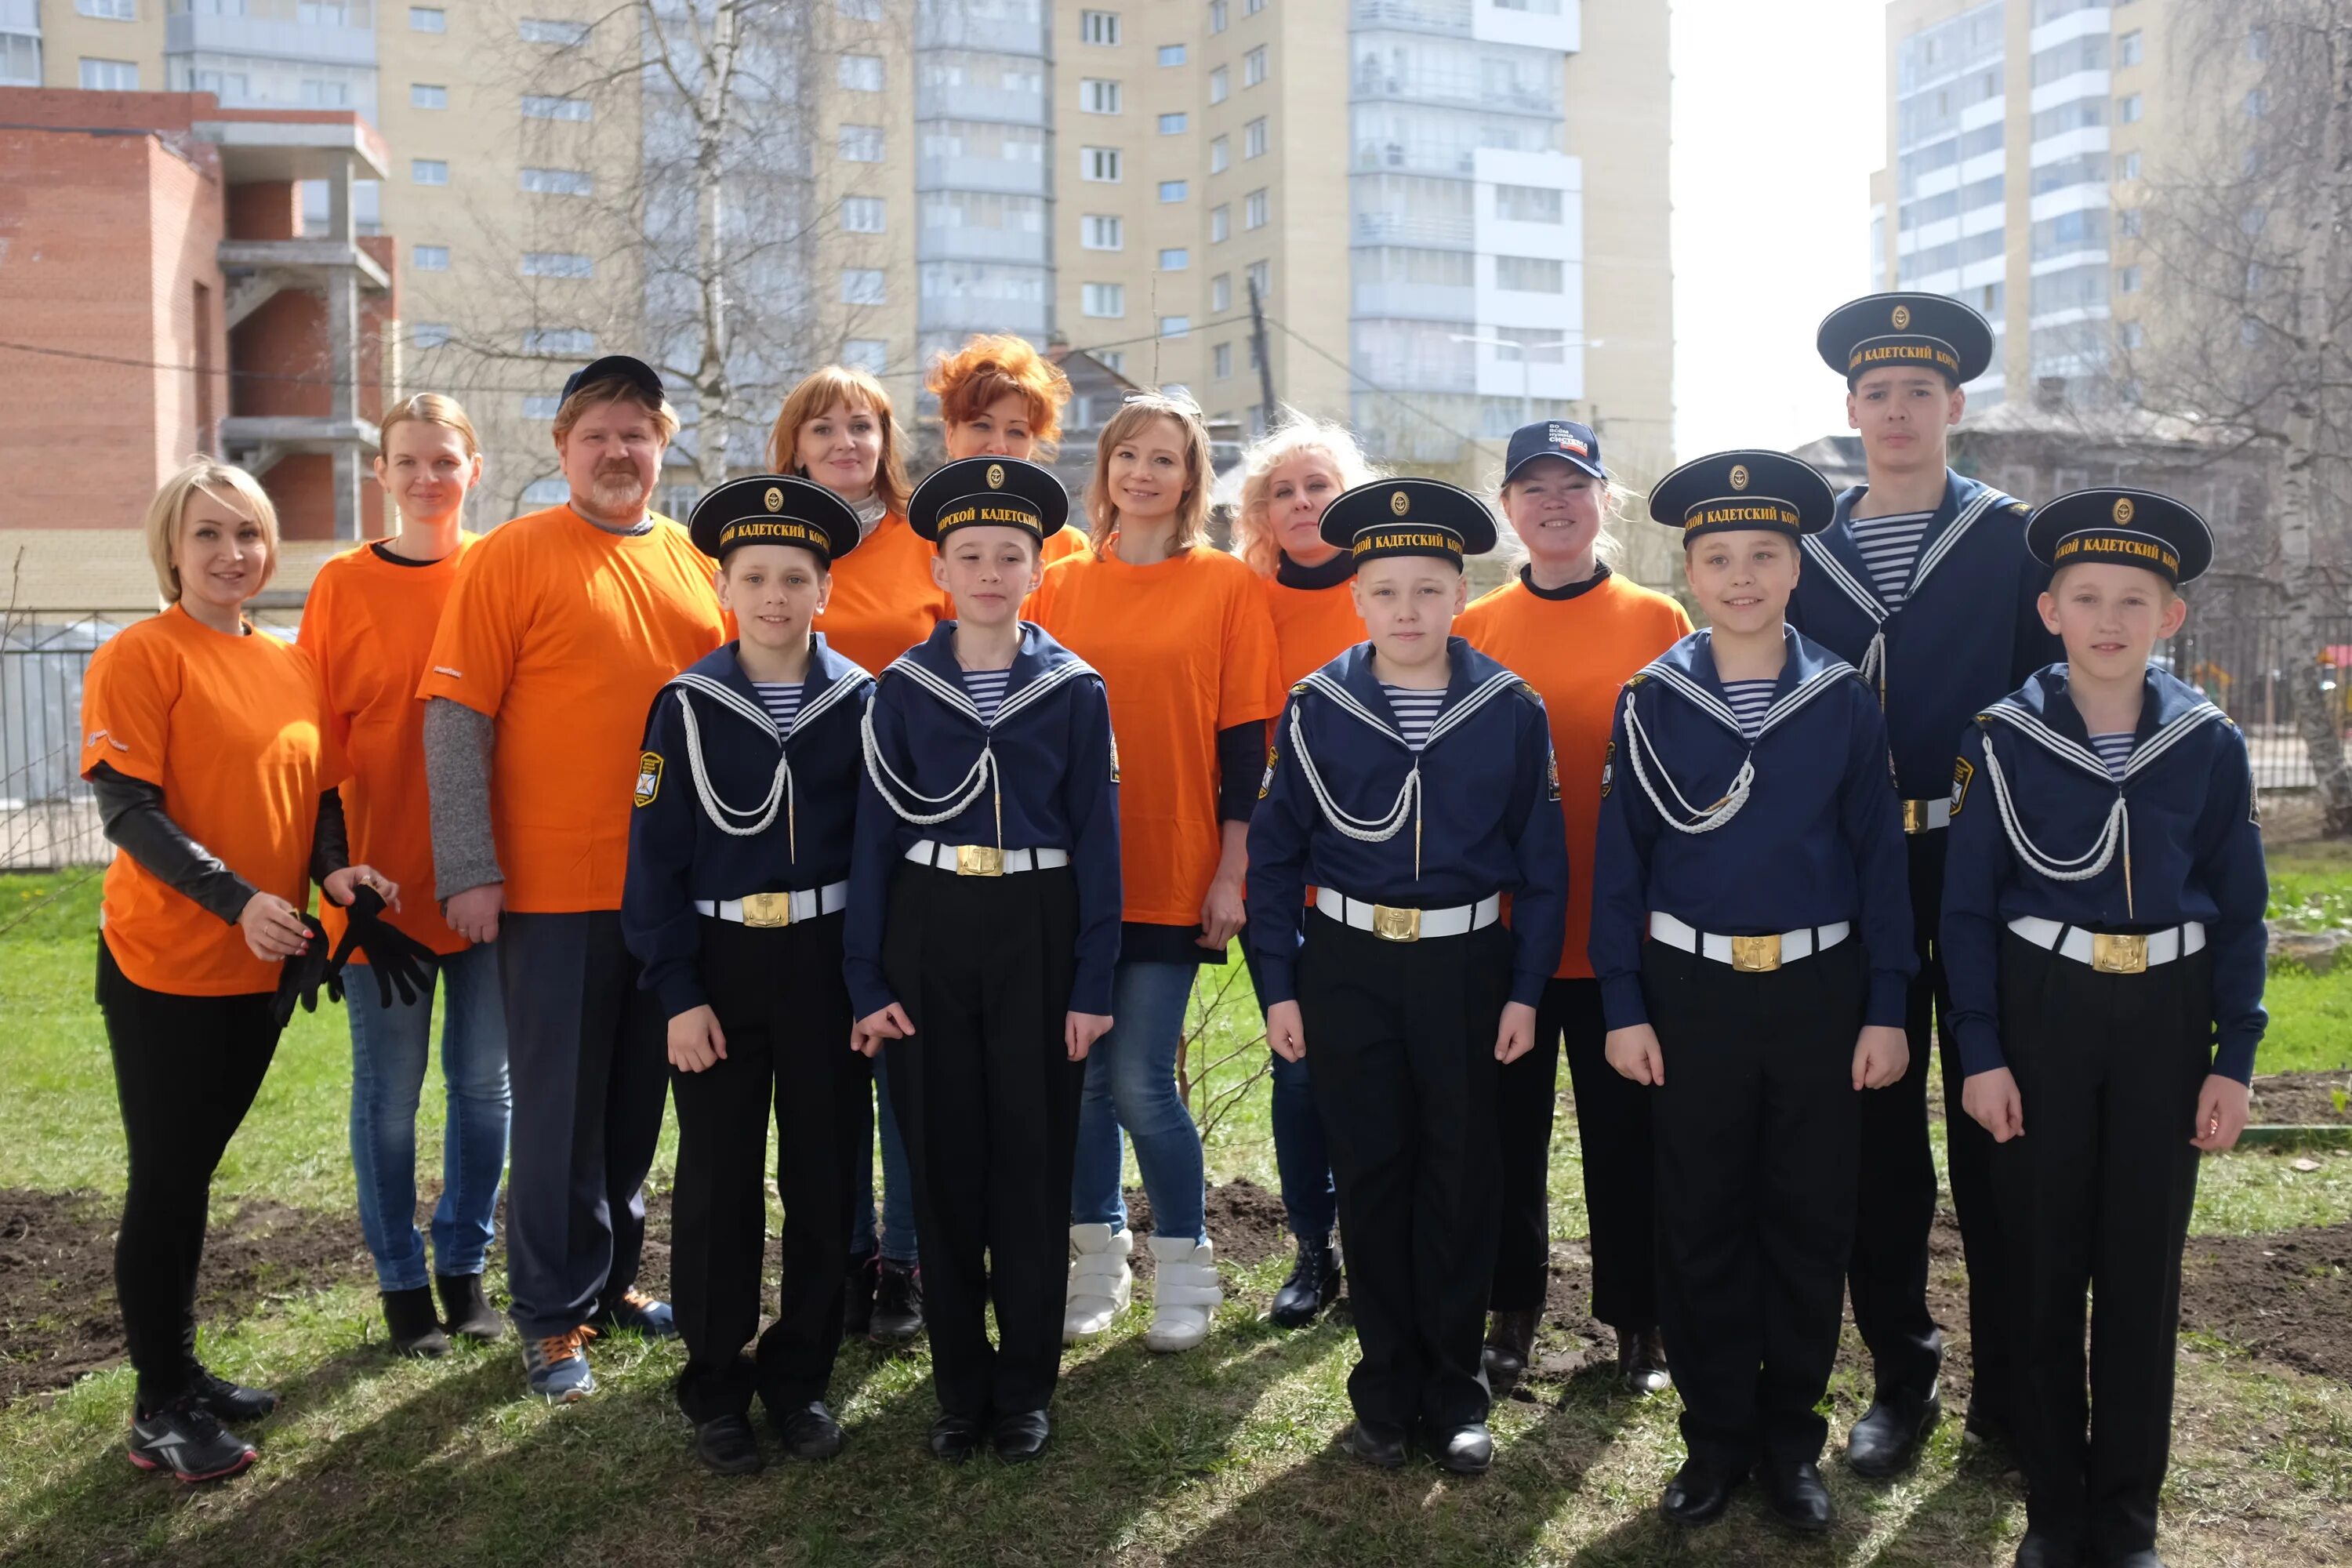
[3,863,2350,1566]
[2265,841,2352,1074]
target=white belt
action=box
[1313,887,1501,942]
[1901,797,1952,834]
[2007,915,2205,975]
[904,840,1069,877]
[695,883,848,927]
[1649,910,1851,973]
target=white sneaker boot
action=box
[1064,1223,1133,1344]
[1143,1235,1222,1352]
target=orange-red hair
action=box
[926,334,1072,454]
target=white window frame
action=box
[1159,179,1189,203]
[840,267,887,305]
[1243,45,1266,86]
[517,17,590,45]
[1080,78,1123,115]
[1080,9,1120,45]
[1081,146,1123,183]
[1208,67,1229,104]
[412,158,449,185]
[1244,117,1268,158]
[77,0,135,20]
[1082,213,1125,249]
[521,251,593,278]
[408,6,445,31]
[1158,43,1186,67]
[1210,205,1230,243]
[1243,187,1268,229]
[1210,136,1229,173]
[841,195,887,233]
[414,243,452,270]
[1159,247,1190,270]
[1158,111,1188,135]
[79,57,139,90]
[1210,0,1228,34]
[838,124,886,162]
[838,54,884,92]
[1082,281,1127,318]
[1160,316,1191,338]
[1213,342,1233,379]
[521,95,593,121]
[1211,273,1232,312]
[521,166,593,196]
[413,82,450,109]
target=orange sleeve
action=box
[296,563,356,758]
[301,643,351,792]
[1217,567,1283,728]
[78,630,174,786]
[416,535,524,714]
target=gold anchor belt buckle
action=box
[2091,933,2148,974]
[739,892,792,928]
[1370,903,1421,942]
[1901,799,1933,834]
[1730,934,1783,972]
[956,844,1004,877]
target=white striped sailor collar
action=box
[1977,664,2228,784]
[881,618,1098,731]
[1297,637,1526,754]
[664,633,872,746]
[1630,626,1861,743]
[1806,470,2021,622]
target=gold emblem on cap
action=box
[1891,303,1912,330]
[1389,489,1410,517]
[2112,496,2136,525]
[1729,463,1751,492]
[986,463,1005,489]
[763,485,783,513]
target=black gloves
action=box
[270,911,344,1028]
[328,887,437,1011]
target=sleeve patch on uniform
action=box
[1950,756,1975,816]
[1546,744,1562,802]
[634,751,663,808]
[1599,739,1615,799]
[1109,731,1121,785]
[1258,740,1278,799]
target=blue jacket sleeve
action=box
[1588,690,1657,1029]
[1243,696,1312,1007]
[1940,724,2010,1075]
[621,689,708,1020]
[844,683,899,1022]
[2196,724,2270,1083]
[1065,676,1123,1017]
[1504,695,1570,1008]
[1840,683,1918,1029]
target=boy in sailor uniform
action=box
[1247,478,1568,1477]
[622,476,875,1475]
[1941,491,2265,1568]
[1592,451,1915,1535]
[1797,293,2062,1472]
[844,456,1120,1465]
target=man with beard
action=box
[419,356,728,1399]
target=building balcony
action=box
[1352,282,1474,322]
[916,154,1049,197]
[916,225,1051,265]
[165,10,378,67]
[915,85,1049,127]
[1351,209,1475,249]
[1351,74,1563,118]
[1352,0,1472,38]
[918,295,1051,336]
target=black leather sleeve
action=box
[89,760,257,926]
[309,789,350,887]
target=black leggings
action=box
[96,938,281,1411]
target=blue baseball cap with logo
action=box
[1503,419,1605,485]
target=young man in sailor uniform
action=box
[845,456,1120,1465]
[622,476,874,1475]
[1794,293,2062,1473]
[1592,451,1915,1534]
[1942,491,2265,1568]
[1247,478,1568,1478]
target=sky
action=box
[1668,0,1893,460]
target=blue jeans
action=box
[1244,940,1336,1243]
[347,942,510,1293]
[1072,960,1206,1244]
[850,1051,919,1263]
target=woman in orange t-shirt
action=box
[769,364,927,1341]
[81,461,394,1482]
[1029,394,1283,1354]
[300,394,510,1360]
[1227,417,1381,1332]
[1454,419,1693,1399]
[926,334,1091,565]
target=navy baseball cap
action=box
[559,354,666,405]
[1502,419,1605,485]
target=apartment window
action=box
[1494,183,1562,223]
[1159,112,1189,135]
[79,58,138,90]
[1160,179,1189,202]
[412,321,453,350]
[300,79,350,107]
[839,54,884,92]
[1082,146,1123,182]
[191,68,249,101]
[409,6,445,31]
[1245,259,1269,296]
[1209,67,1229,103]
[1211,273,1232,312]
[2117,93,2142,124]
[413,82,449,109]
[1082,213,1125,249]
[840,0,883,17]
[521,166,593,195]
[1243,187,1268,229]
[518,17,590,44]
[412,158,449,185]
[842,195,886,233]
[1,31,40,86]
[1210,204,1230,242]
[1243,45,1267,86]
[2117,29,2143,67]
[77,0,134,18]
[1159,247,1189,270]
[1213,342,1233,379]
[1159,43,1186,66]
[523,395,564,419]
[522,251,593,277]
[1081,78,1123,114]
[1210,0,1227,33]
[1210,136,1229,173]
[2119,320,2145,349]
[2247,26,2268,60]
[1083,282,1127,318]
[2119,150,2141,180]
[1098,350,1126,373]
[521,478,569,506]
[841,267,887,304]
[1246,0,1265,13]
[415,244,452,271]
[843,339,888,373]
[2116,264,2141,293]
[522,95,592,121]
[1160,316,1192,338]
[1080,9,1120,45]
[1244,117,1268,159]
[523,328,596,354]
[2245,87,2266,118]
[839,124,885,161]
[2118,206,2141,238]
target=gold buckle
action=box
[1730,934,1782,972]
[738,892,792,928]
[1370,903,1421,942]
[955,844,1004,877]
[1901,799,1931,834]
[2091,933,2148,974]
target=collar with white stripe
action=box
[1632,629,1860,745]
[1299,665,1523,756]
[1977,675,2228,786]
[669,666,868,746]
[1806,475,2010,622]
[881,649,1095,731]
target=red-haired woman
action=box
[926,334,1089,564]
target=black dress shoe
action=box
[1846,1390,1940,1478]
[1428,1422,1493,1475]
[1341,1418,1408,1470]
[1761,1458,1833,1534]
[1616,1325,1670,1396]
[773,1400,844,1461]
[1481,1309,1540,1399]
[2013,1528,2085,1567]
[928,1414,984,1463]
[693,1414,765,1476]
[1660,1457,1744,1525]
[1269,1236,1341,1328]
[989,1409,1051,1463]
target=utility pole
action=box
[1247,274,1279,430]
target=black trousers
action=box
[497,909,671,1339]
[96,938,283,1412]
[1992,933,2209,1560]
[1301,914,1510,1431]
[1649,937,1864,1471]
[1492,977,1656,1327]
[881,862,1083,1421]
[670,913,867,1424]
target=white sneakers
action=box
[1064,1223,1133,1343]
[1142,1236,1222,1353]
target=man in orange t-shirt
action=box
[419,356,727,1399]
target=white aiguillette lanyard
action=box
[1802,485,2003,703]
[1617,659,1853,835]
[860,655,1095,861]
[1287,667,1519,880]
[668,669,868,861]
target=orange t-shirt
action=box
[1457,568,1692,978]
[814,511,950,674]
[416,506,726,913]
[1260,572,1366,691]
[300,538,476,956]
[81,604,349,996]
[1031,544,1283,925]
[1040,524,1093,567]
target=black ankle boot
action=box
[382,1287,450,1359]
[435,1272,503,1342]
[1481,1308,1540,1398]
[1269,1236,1341,1328]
